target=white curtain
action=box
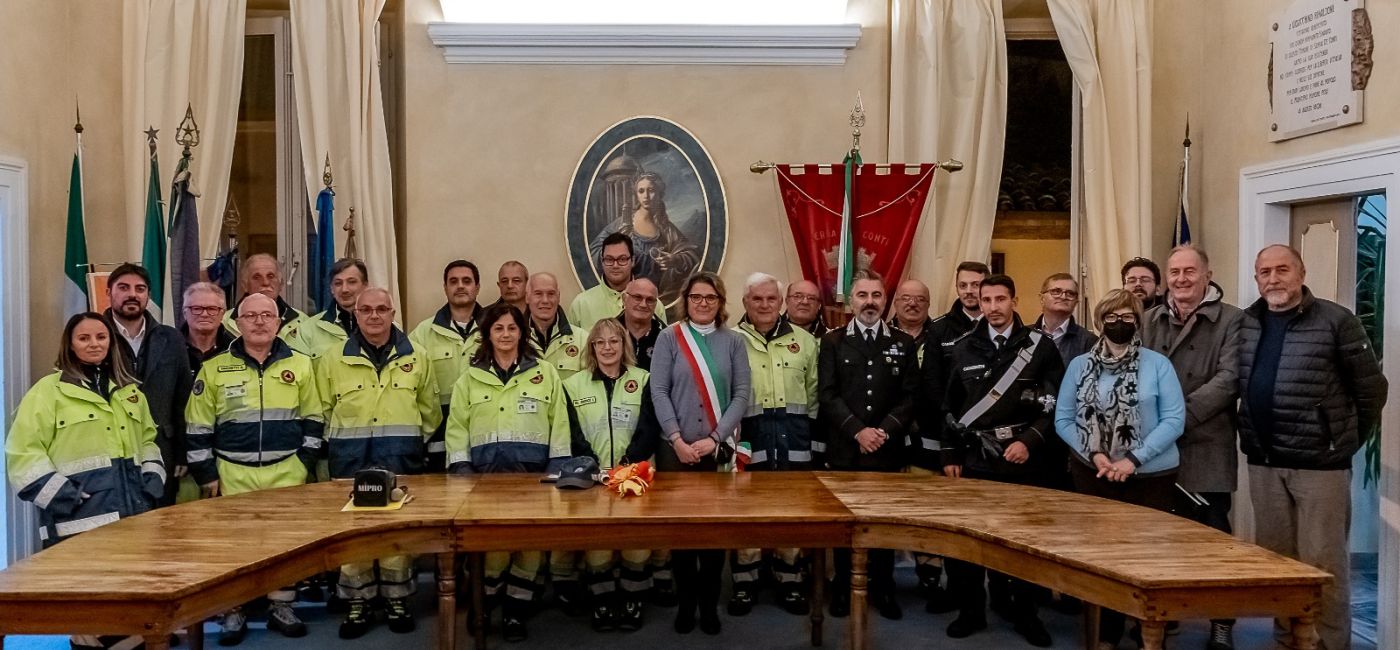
[123,0,247,266]
[888,0,1007,307]
[1048,0,1153,305]
[290,0,398,294]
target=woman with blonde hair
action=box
[553,318,661,631]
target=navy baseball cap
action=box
[555,457,601,490]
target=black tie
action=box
[994,334,1006,349]
[865,329,876,346]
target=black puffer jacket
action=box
[1238,288,1387,469]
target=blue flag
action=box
[308,187,335,313]
[168,153,200,329]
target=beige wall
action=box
[398,0,890,326]
[1151,0,1400,302]
[0,0,127,381]
[991,237,1071,324]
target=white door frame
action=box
[0,156,34,567]
[1239,137,1400,648]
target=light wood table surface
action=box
[0,472,1329,650]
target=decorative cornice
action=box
[426,22,863,65]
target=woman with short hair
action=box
[1054,289,1185,650]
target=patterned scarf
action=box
[1072,337,1142,460]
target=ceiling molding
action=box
[426,22,863,65]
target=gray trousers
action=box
[1249,465,1351,650]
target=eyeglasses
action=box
[602,255,633,266]
[238,312,278,323]
[355,306,394,317]
[1043,289,1079,299]
[687,294,720,305]
[186,306,222,316]
[895,296,929,305]
[625,293,658,306]
[788,293,819,303]
[1102,313,1137,324]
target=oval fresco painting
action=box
[565,116,727,315]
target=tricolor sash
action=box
[674,323,748,470]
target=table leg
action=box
[808,548,824,647]
[1291,614,1320,650]
[1139,620,1165,650]
[189,621,205,650]
[1080,603,1100,650]
[438,553,458,650]
[471,553,487,650]
[144,634,171,650]
[848,548,869,650]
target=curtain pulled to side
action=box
[888,0,1007,307]
[123,0,247,282]
[290,0,398,295]
[1048,0,1153,305]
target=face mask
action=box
[1102,321,1137,345]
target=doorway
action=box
[1240,138,1400,649]
[0,156,34,567]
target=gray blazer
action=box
[649,323,751,445]
[1141,284,1244,493]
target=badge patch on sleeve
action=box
[192,379,204,396]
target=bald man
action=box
[221,254,313,353]
[527,273,584,382]
[783,279,827,338]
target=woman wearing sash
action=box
[648,271,751,635]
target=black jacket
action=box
[818,321,919,471]
[1238,287,1387,469]
[108,311,194,460]
[1033,315,1098,364]
[940,318,1065,479]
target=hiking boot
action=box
[338,598,372,640]
[727,588,755,616]
[1206,621,1235,650]
[217,608,247,647]
[266,602,307,638]
[385,597,415,634]
[591,602,615,632]
[616,599,644,631]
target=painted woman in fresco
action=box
[590,172,701,308]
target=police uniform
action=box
[556,366,657,626]
[185,337,322,612]
[817,319,918,615]
[530,314,584,381]
[568,282,666,333]
[409,302,483,471]
[319,328,441,604]
[222,296,314,355]
[731,318,820,613]
[6,373,165,548]
[940,317,1064,631]
[446,354,570,620]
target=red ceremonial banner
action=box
[777,164,936,304]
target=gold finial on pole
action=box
[74,100,84,135]
[175,104,201,157]
[849,91,865,155]
[322,153,334,189]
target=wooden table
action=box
[0,472,1330,650]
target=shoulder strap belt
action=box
[957,331,1042,428]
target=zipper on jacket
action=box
[256,364,267,464]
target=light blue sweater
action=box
[1054,347,1185,476]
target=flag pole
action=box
[1173,116,1193,247]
